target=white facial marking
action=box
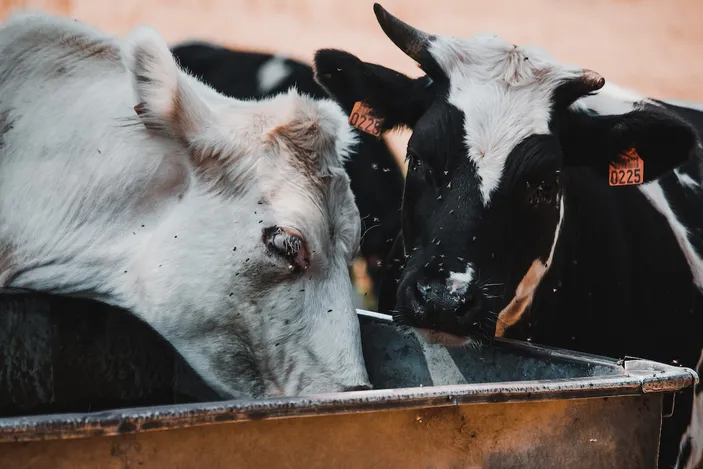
[427,35,582,205]
[675,169,701,190]
[257,55,291,94]
[447,264,474,295]
[639,182,703,291]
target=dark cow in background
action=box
[170,41,405,304]
[313,4,703,468]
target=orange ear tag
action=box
[608,147,644,187]
[349,101,384,137]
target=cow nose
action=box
[415,281,483,327]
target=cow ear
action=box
[313,48,434,134]
[124,26,218,153]
[560,109,698,184]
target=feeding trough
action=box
[0,289,697,469]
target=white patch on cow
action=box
[572,81,656,116]
[0,12,369,398]
[639,182,703,291]
[677,348,703,469]
[675,169,701,189]
[257,55,291,94]
[427,35,583,205]
[447,265,474,295]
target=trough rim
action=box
[0,330,697,444]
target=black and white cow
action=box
[312,4,703,468]
[169,42,405,301]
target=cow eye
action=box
[263,226,310,273]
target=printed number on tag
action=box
[349,101,384,137]
[608,148,644,187]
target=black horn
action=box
[373,3,436,69]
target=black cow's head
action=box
[313,4,699,345]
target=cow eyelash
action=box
[263,226,309,273]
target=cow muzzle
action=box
[402,279,486,339]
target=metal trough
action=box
[0,290,697,469]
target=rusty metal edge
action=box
[0,365,695,444]
[0,301,696,443]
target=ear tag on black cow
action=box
[608,147,644,187]
[349,101,384,138]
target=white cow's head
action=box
[119,27,370,397]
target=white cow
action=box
[0,12,371,398]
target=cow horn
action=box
[578,69,606,92]
[373,3,435,68]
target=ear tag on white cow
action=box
[349,101,384,137]
[608,147,644,187]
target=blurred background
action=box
[3,0,703,305]
[4,0,703,167]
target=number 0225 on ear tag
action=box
[608,148,644,187]
[349,101,384,137]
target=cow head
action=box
[120,27,370,397]
[313,4,698,345]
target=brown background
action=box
[2,0,703,167]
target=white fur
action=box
[0,12,369,398]
[124,26,181,119]
[257,55,292,94]
[639,182,703,291]
[427,35,583,205]
[675,169,701,190]
[447,265,473,295]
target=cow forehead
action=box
[426,35,580,204]
[264,167,359,236]
[259,139,360,256]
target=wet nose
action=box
[415,281,483,328]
